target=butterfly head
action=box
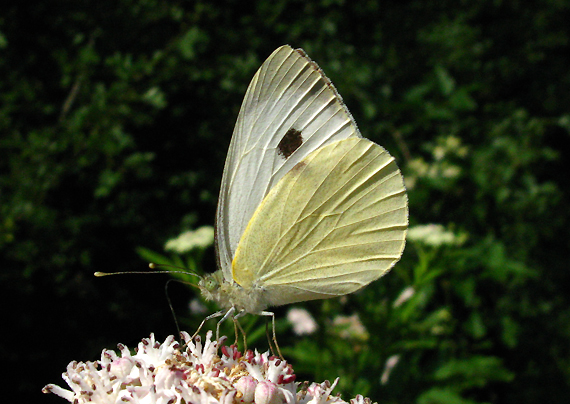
[198,270,224,299]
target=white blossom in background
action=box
[164,225,215,254]
[407,224,467,247]
[331,314,368,341]
[189,297,208,315]
[392,286,415,308]
[287,308,318,335]
[404,135,468,190]
[380,355,400,385]
[43,331,376,404]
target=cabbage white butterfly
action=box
[198,45,408,344]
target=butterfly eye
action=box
[202,276,219,292]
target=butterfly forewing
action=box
[232,137,408,307]
[216,45,362,278]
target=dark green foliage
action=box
[1,1,569,403]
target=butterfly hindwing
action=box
[232,137,408,307]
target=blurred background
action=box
[2,1,569,403]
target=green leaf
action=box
[418,387,478,404]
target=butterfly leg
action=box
[232,317,239,345]
[215,306,236,342]
[191,310,224,341]
[260,310,283,360]
[233,310,247,351]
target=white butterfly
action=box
[197,45,408,344]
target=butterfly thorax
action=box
[198,270,269,313]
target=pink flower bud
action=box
[236,376,258,403]
[255,380,285,404]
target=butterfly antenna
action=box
[95,263,201,287]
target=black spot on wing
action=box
[278,128,303,159]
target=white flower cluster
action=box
[407,224,466,247]
[405,135,468,190]
[165,226,215,253]
[43,331,375,404]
